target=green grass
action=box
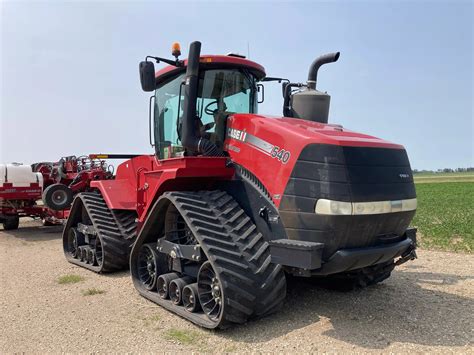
[164,328,202,345]
[412,182,473,252]
[414,172,474,184]
[142,314,162,328]
[148,314,161,322]
[57,274,84,284]
[81,288,106,296]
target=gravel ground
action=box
[1,219,473,353]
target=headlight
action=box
[315,198,417,215]
[315,199,352,215]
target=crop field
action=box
[411,175,473,252]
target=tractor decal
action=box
[227,127,291,163]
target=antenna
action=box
[247,41,250,59]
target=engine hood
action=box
[228,114,403,150]
[225,114,408,207]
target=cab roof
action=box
[155,55,266,86]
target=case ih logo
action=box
[227,128,247,142]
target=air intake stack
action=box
[289,52,340,124]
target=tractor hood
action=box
[227,114,403,150]
[225,113,412,208]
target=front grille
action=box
[280,144,416,212]
[279,144,416,258]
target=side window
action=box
[154,74,185,159]
[224,91,252,113]
[163,95,182,144]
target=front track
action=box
[130,190,287,329]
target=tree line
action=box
[413,167,474,174]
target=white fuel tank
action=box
[0,163,44,188]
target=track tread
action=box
[166,190,286,324]
[63,192,138,273]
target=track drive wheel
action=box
[66,227,85,258]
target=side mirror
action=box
[139,61,156,92]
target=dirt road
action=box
[1,220,473,353]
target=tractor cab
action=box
[140,45,265,159]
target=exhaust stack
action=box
[288,51,341,124]
[307,52,340,90]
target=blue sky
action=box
[1,0,472,170]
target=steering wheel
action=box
[204,100,219,115]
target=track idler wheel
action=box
[157,273,179,299]
[198,261,223,322]
[66,228,85,258]
[137,243,160,290]
[94,237,103,267]
[169,277,194,305]
[183,283,201,313]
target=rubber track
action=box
[131,190,286,329]
[63,192,137,273]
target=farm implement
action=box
[0,154,132,229]
[62,41,418,328]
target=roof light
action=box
[171,42,181,58]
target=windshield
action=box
[154,69,257,158]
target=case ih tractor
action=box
[62,41,417,328]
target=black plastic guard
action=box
[270,228,417,276]
[312,236,415,276]
[269,239,324,270]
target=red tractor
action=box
[62,42,417,328]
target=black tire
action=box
[3,215,20,230]
[42,184,74,211]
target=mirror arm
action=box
[146,56,184,67]
[261,77,290,84]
